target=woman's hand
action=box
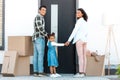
[64,41,70,46]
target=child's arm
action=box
[51,42,64,46]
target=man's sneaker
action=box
[73,73,85,78]
[33,73,38,77]
[55,73,62,77]
[38,73,46,77]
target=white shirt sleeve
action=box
[51,42,64,46]
[68,19,82,42]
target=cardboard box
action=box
[1,51,18,76]
[86,55,105,76]
[8,36,33,56]
[1,51,30,76]
[15,56,30,76]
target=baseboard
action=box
[105,69,117,75]
[0,64,117,75]
[0,64,34,74]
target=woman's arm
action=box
[68,19,82,42]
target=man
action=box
[32,5,48,77]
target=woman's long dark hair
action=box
[77,8,88,22]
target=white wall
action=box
[0,0,38,64]
[78,0,120,64]
[0,0,120,65]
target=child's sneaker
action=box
[55,73,62,77]
[50,74,56,78]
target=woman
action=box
[65,8,88,77]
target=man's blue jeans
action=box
[33,37,45,73]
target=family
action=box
[32,5,88,78]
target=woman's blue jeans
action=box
[33,37,45,73]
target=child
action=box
[47,32,65,78]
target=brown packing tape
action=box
[7,53,17,75]
[16,50,33,56]
[1,57,9,74]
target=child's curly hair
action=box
[47,32,55,39]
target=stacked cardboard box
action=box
[8,36,33,56]
[15,56,30,76]
[1,36,33,76]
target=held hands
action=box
[64,41,70,46]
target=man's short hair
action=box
[39,5,47,10]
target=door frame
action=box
[38,0,79,10]
[38,0,79,73]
